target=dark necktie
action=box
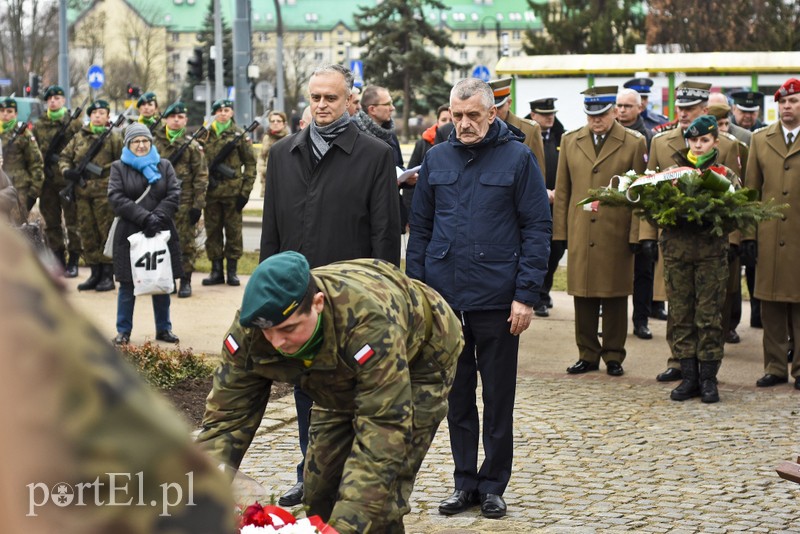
[788,132,795,148]
[594,134,605,155]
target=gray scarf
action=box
[351,110,395,143]
[309,112,351,167]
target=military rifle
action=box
[5,121,29,152]
[168,125,207,167]
[43,99,88,173]
[59,109,130,203]
[206,119,259,191]
[147,114,162,134]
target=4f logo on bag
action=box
[135,249,167,271]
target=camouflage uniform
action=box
[198,121,256,262]
[153,127,207,275]
[0,122,45,220]
[0,225,237,534]
[198,259,464,533]
[33,110,83,258]
[58,125,123,266]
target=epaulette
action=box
[625,128,644,138]
[563,127,581,137]
[652,129,673,140]
[752,125,769,135]
[652,120,678,134]
[720,131,748,148]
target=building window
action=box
[259,32,269,42]
[460,31,468,40]
[460,51,468,61]
[314,31,323,42]
[512,30,521,40]
[314,51,324,61]
[171,33,180,43]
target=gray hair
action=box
[310,64,353,96]
[450,78,494,110]
[617,88,642,105]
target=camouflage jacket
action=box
[0,124,45,197]
[33,111,83,186]
[58,125,123,199]
[197,121,256,199]
[198,259,463,524]
[153,127,208,211]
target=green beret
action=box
[42,85,65,100]
[240,251,310,329]
[1,97,17,111]
[162,101,187,118]
[137,91,157,108]
[212,98,234,113]
[684,115,718,139]
[86,100,110,114]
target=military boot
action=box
[202,260,225,286]
[699,360,720,403]
[226,259,240,286]
[95,263,116,292]
[178,276,192,298]
[64,252,80,278]
[56,249,67,271]
[670,358,701,401]
[77,264,101,291]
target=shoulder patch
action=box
[652,130,671,140]
[563,127,581,137]
[720,131,738,141]
[353,343,375,365]
[752,125,769,135]
[224,334,240,355]
[626,129,643,138]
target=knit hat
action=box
[240,251,311,329]
[684,115,718,139]
[581,86,617,116]
[124,123,153,147]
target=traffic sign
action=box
[254,81,274,102]
[0,78,11,87]
[87,65,105,90]
[350,60,364,88]
[472,65,490,82]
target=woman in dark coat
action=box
[108,123,183,346]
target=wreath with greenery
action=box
[578,166,786,237]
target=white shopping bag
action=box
[128,231,175,296]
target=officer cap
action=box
[86,100,110,114]
[42,85,65,100]
[581,86,617,116]
[137,91,157,108]
[0,97,17,111]
[489,77,512,107]
[212,99,234,113]
[529,98,558,114]
[775,78,800,101]
[240,251,310,329]
[730,90,762,112]
[675,81,711,107]
[623,77,654,95]
[684,115,718,139]
[162,101,188,118]
[707,103,731,121]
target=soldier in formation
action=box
[136,91,161,132]
[198,251,464,533]
[0,97,45,221]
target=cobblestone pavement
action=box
[238,375,800,533]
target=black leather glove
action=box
[63,168,81,182]
[152,210,172,230]
[143,213,160,238]
[728,244,739,262]
[554,239,567,250]
[629,243,642,254]
[741,240,757,266]
[26,196,37,211]
[235,195,248,212]
[189,208,202,225]
[641,240,659,262]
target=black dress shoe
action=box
[534,303,549,317]
[113,332,130,346]
[751,317,763,328]
[155,330,180,343]
[633,324,653,340]
[756,374,788,387]
[656,367,682,382]
[567,360,599,374]
[544,295,554,308]
[480,493,507,519]
[725,330,741,344]
[650,309,668,321]
[277,481,304,507]
[606,361,624,376]
[438,490,479,515]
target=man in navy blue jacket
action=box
[406,77,551,519]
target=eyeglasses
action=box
[269,118,285,123]
[130,139,151,146]
[376,101,393,107]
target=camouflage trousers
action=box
[14,184,34,223]
[76,194,114,265]
[204,197,243,261]
[304,337,462,533]
[662,230,729,362]
[40,177,81,254]
[175,206,199,275]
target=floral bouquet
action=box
[578,166,786,236]
[239,502,338,533]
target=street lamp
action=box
[479,16,501,62]
[273,0,285,112]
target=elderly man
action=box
[347,86,361,117]
[407,78,550,519]
[731,90,765,132]
[198,252,463,533]
[623,77,669,130]
[742,78,800,390]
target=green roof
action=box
[70,0,543,33]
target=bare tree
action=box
[69,9,107,100]
[0,0,59,93]
[123,1,167,91]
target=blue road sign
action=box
[350,60,364,88]
[472,65,491,82]
[87,65,105,90]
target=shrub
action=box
[120,342,214,389]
